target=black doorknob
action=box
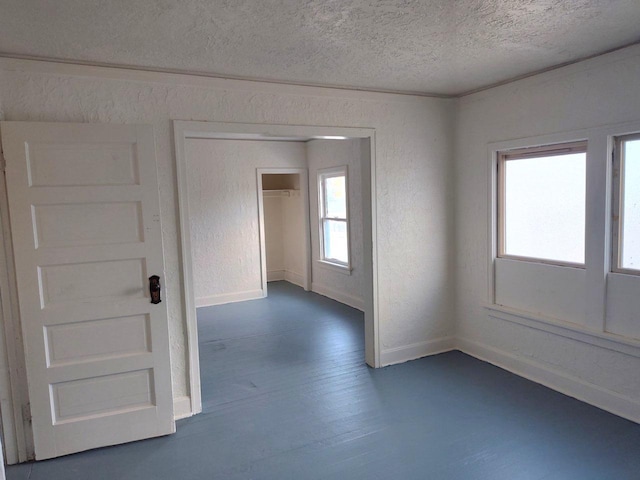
[149,275,161,304]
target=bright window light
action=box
[318,167,349,267]
[499,143,587,266]
[615,136,640,271]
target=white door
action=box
[1,122,175,460]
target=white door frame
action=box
[257,168,312,293]
[0,144,34,464]
[173,120,380,417]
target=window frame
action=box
[611,132,640,276]
[486,122,640,348]
[317,166,351,271]
[497,140,588,268]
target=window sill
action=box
[498,254,585,269]
[611,267,640,277]
[317,260,352,275]
[483,303,640,358]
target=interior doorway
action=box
[174,121,379,418]
[258,171,311,292]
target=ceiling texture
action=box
[1,0,639,96]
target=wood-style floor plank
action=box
[7,281,640,479]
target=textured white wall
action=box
[0,58,455,400]
[307,139,364,309]
[185,139,306,304]
[455,46,640,406]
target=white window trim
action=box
[486,121,640,349]
[317,258,353,275]
[497,140,588,268]
[611,132,640,276]
[317,166,352,272]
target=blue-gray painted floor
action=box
[7,281,640,479]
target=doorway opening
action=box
[259,171,311,292]
[174,121,379,418]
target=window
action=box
[490,128,640,341]
[612,134,640,273]
[318,166,350,268]
[498,141,587,266]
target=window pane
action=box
[323,220,348,263]
[621,139,640,269]
[503,152,586,264]
[324,176,346,218]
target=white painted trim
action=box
[316,259,353,275]
[267,270,286,282]
[311,282,365,311]
[317,165,352,271]
[0,137,33,463]
[174,121,381,423]
[484,304,640,357]
[173,396,193,421]
[262,190,291,198]
[0,190,18,465]
[380,337,455,367]
[284,270,305,288]
[457,337,640,424]
[0,293,16,465]
[173,123,203,418]
[584,133,612,331]
[195,290,265,308]
[3,42,640,101]
[256,171,269,296]
[174,121,376,143]
[267,270,305,287]
[486,118,640,339]
[363,136,380,368]
[460,42,640,99]
[0,56,450,102]
[301,174,313,294]
[487,143,498,305]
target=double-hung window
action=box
[612,134,640,274]
[498,141,587,266]
[318,166,350,269]
[491,130,640,341]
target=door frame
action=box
[0,142,34,464]
[257,168,312,293]
[173,121,380,417]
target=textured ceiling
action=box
[1,0,639,96]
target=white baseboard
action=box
[456,337,640,424]
[195,289,264,307]
[173,395,192,420]
[311,282,364,311]
[268,270,305,287]
[284,270,305,288]
[267,270,285,282]
[380,337,455,367]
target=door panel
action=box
[1,121,174,460]
[45,314,151,366]
[32,201,144,248]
